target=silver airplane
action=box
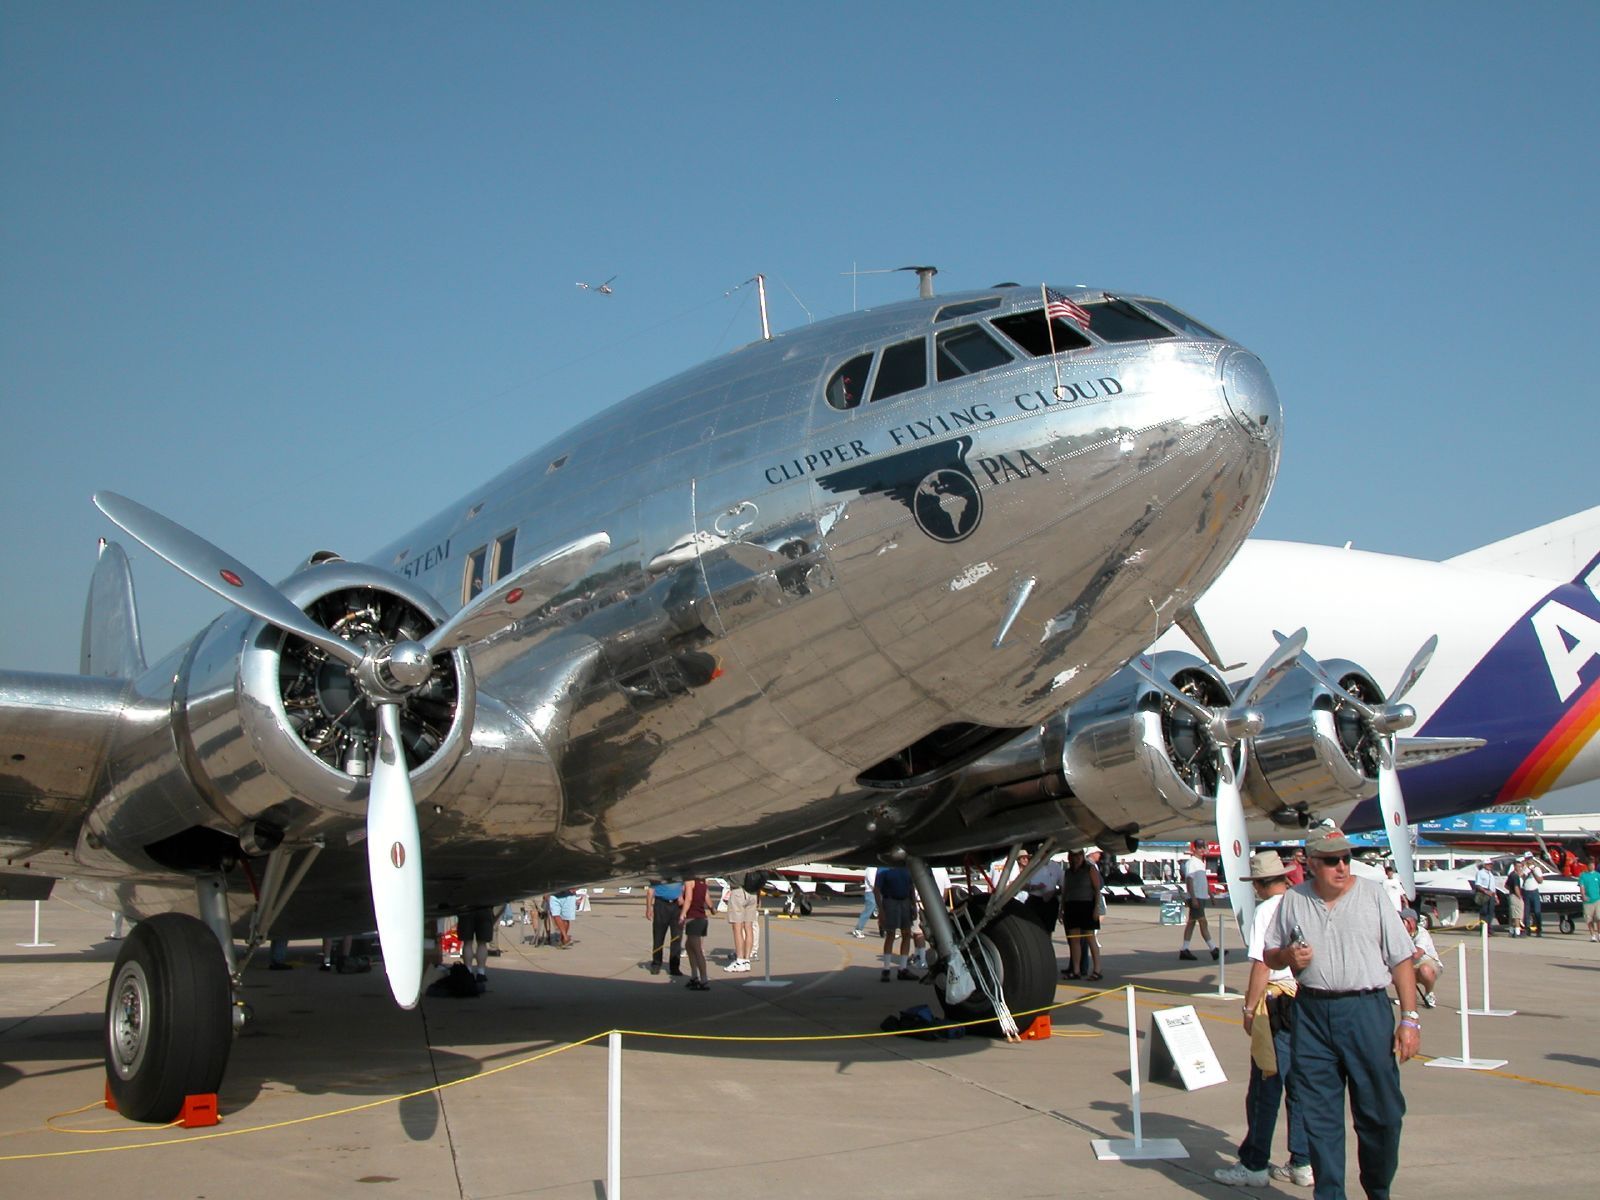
[2,283,1286,1121]
[576,275,617,294]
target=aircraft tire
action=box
[934,900,1056,1035]
[104,913,233,1123]
[1559,913,1575,935]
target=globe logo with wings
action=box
[913,468,982,543]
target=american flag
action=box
[1045,287,1092,328]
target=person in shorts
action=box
[548,890,578,947]
[679,875,712,990]
[1179,840,1219,961]
[724,873,759,973]
[1400,907,1444,1007]
[456,904,496,990]
[874,865,917,982]
[1579,857,1600,941]
[1060,848,1103,980]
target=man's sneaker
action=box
[1420,990,1437,1009]
[1178,949,1199,961]
[850,929,866,939]
[1212,1162,1269,1187]
[897,968,916,980]
[1211,947,1222,961]
[880,969,892,982]
[1270,1162,1315,1187]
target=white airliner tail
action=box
[1446,504,1600,582]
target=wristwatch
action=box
[1400,1009,1420,1021]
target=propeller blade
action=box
[367,703,424,1009]
[1214,757,1255,938]
[1131,655,1216,725]
[1389,634,1438,706]
[93,491,362,669]
[424,533,610,655]
[1377,749,1415,902]
[1236,627,1309,708]
[1274,629,1378,722]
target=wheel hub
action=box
[109,961,151,1080]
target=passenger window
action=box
[463,546,488,603]
[870,337,927,402]
[491,529,517,583]
[825,352,874,410]
[1080,299,1176,343]
[991,310,1094,357]
[935,324,1014,381]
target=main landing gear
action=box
[105,912,233,1122]
[907,853,1056,1039]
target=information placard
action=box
[1147,1005,1227,1090]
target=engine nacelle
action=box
[176,560,478,826]
[1240,658,1381,825]
[1058,651,1235,840]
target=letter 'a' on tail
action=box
[80,539,147,679]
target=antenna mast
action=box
[756,273,771,341]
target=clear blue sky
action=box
[4,6,1597,748]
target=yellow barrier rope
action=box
[5,974,1593,1163]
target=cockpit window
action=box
[871,337,927,401]
[991,310,1094,358]
[934,297,1002,322]
[1134,300,1222,340]
[825,352,874,410]
[1079,299,1176,343]
[935,324,1014,381]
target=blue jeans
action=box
[1291,992,1405,1200]
[1239,1011,1309,1171]
[1524,892,1542,933]
[853,892,878,932]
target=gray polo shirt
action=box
[1264,877,1413,992]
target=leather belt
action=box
[1297,986,1385,999]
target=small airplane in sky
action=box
[576,275,616,294]
[3,280,1596,1122]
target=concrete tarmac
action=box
[2,892,1597,1197]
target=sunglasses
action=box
[1314,853,1353,866]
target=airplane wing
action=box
[1395,735,1486,769]
[0,669,129,861]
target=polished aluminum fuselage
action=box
[55,287,1282,931]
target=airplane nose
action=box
[1219,350,1281,444]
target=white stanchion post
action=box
[1427,941,1506,1070]
[16,900,54,948]
[1128,985,1142,1147]
[607,1031,622,1199]
[745,911,791,988]
[1467,921,1515,1017]
[1093,985,1187,1161]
